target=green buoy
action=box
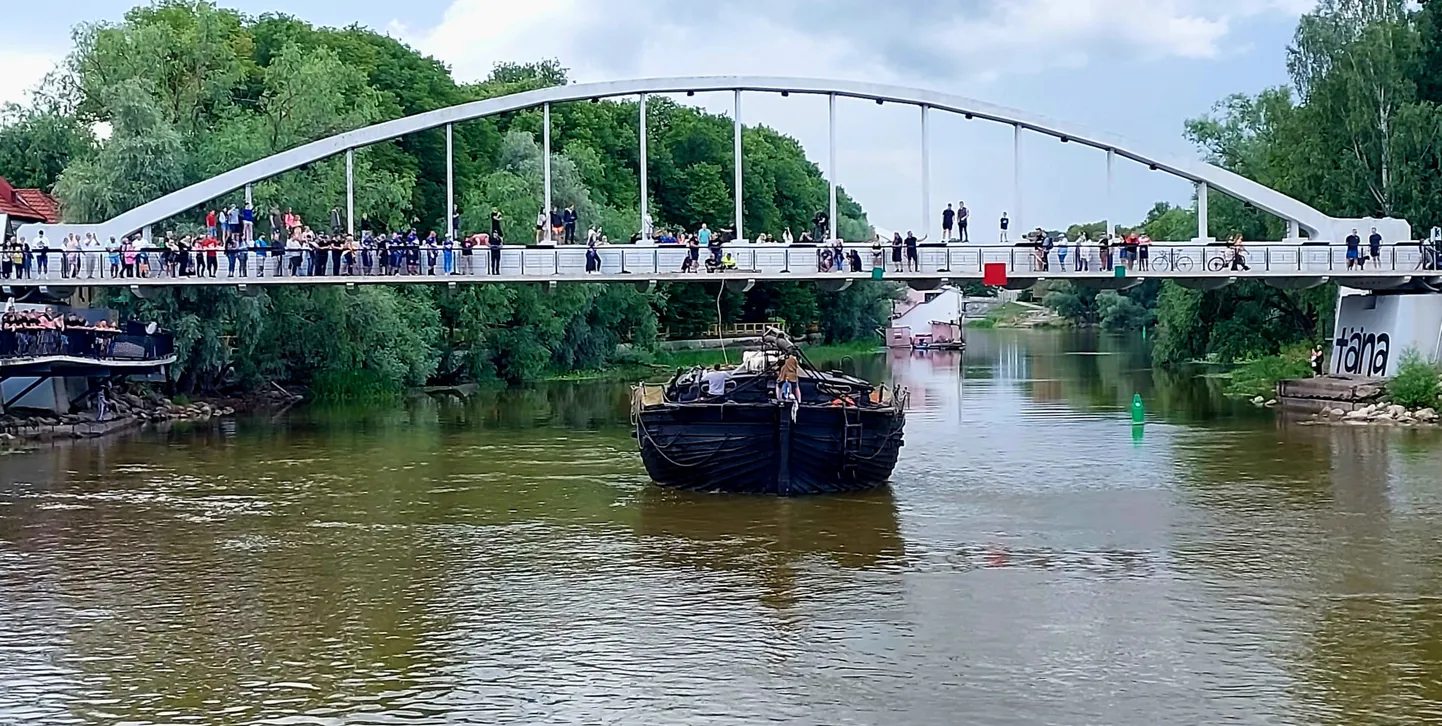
[1131,394,1146,425]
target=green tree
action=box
[0,105,95,191]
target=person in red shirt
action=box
[206,209,218,238]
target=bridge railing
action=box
[1,241,1438,284]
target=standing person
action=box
[904,231,923,272]
[206,208,219,238]
[491,209,504,241]
[451,206,462,240]
[226,205,241,246]
[242,203,255,246]
[1099,233,1112,271]
[287,233,303,276]
[253,232,268,277]
[549,208,564,243]
[585,229,602,273]
[271,231,285,277]
[871,237,886,274]
[776,353,800,403]
[284,208,298,238]
[239,229,251,277]
[1056,233,1069,271]
[121,238,136,278]
[957,201,970,243]
[488,232,504,275]
[700,224,719,266]
[460,234,475,275]
[563,205,577,245]
[1345,228,1361,270]
[1310,345,1325,376]
[535,208,546,243]
[225,230,239,277]
[442,236,455,275]
[270,207,284,241]
[66,234,82,278]
[205,235,220,277]
[682,234,700,273]
[83,234,102,279]
[331,206,343,235]
[891,233,904,272]
[1368,227,1383,269]
[108,237,121,278]
[999,212,1009,243]
[34,230,49,278]
[1074,232,1089,272]
[1137,233,1152,271]
[332,234,345,276]
[942,204,955,242]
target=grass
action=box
[968,301,1046,329]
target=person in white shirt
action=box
[701,365,731,398]
[34,231,50,278]
[83,234,103,278]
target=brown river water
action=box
[3,329,1442,725]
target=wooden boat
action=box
[631,331,907,495]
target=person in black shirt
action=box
[488,232,503,275]
[999,212,1009,243]
[904,232,923,272]
[562,206,577,245]
[1368,227,1383,269]
[957,201,970,243]
[1345,229,1361,270]
[942,204,955,241]
[491,210,503,239]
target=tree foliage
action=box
[28,2,885,393]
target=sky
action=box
[0,0,1318,237]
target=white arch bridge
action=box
[14,76,1416,286]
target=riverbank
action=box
[545,339,888,382]
[0,384,301,448]
[968,302,1067,329]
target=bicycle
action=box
[1151,249,1194,273]
[1207,249,1249,272]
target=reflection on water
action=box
[4,329,1442,724]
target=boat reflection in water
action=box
[633,330,907,495]
[633,485,905,610]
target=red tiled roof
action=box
[14,189,59,224]
[0,177,60,224]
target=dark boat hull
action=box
[635,403,904,495]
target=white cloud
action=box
[0,48,58,108]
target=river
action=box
[3,329,1442,725]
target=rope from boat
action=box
[635,408,749,469]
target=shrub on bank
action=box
[1387,350,1441,409]
[1225,345,1311,399]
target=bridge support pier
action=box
[1332,290,1442,376]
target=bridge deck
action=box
[1,243,1436,289]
